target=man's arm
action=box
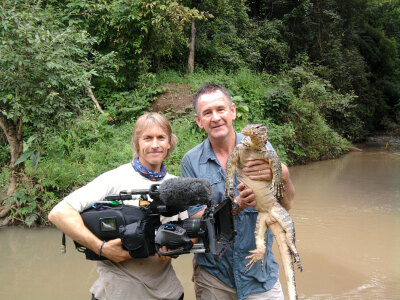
[48,201,131,262]
[280,163,295,210]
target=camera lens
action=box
[182,218,202,238]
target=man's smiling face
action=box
[137,126,171,171]
[195,90,237,142]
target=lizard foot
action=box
[245,248,266,273]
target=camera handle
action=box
[156,243,207,257]
[190,243,207,253]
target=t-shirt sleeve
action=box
[64,172,115,212]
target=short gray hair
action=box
[192,83,232,114]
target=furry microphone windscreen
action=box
[159,178,212,207]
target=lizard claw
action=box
[245,255,264,273]
[245,258,256,273]
[245,249,265,273]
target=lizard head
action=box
[241,124,268,148]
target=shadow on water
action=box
[0,144,399,299]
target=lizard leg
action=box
[270,204,303,272]
[245,213,269,272]
[265,152,284,200]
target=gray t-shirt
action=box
[64,163,185,300]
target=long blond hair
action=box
[131,112,177,158]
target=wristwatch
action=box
[232,199,241,216]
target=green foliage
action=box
[0,1,117,143]
[0,166,9,193]
[194,0,260,71]
[0,133,10,167]
[158,69,351,165]
[287,97,351,163]
[166,116,206,176]
[286,65,364,140]
[4,188,39,226]
[62,0,206,87]
[94,75,166,123]
[1,0,400,225]
[254,19,289,73]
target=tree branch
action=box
[0,205,11,218]
[86,85,114,122]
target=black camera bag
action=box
[74,204,156,260]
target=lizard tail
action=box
[269,222,299,300]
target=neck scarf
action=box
[131,157,167,181]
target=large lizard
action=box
[225,124,303,300]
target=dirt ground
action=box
[151,83,194,116]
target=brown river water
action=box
[0,144,399,299]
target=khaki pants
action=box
[192,259,284,300]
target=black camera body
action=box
[74,181,235,262]
[75,203,158,260]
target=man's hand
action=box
[242,159,273,181]
[235,182,256,210]
[233,159,271,212]
[155,246,173,261]
[235,160,295,212]
[100,238,131,263]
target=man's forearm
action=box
[48,201,103,254]
[281,164,295,211]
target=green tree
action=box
[64,0,204,87]
[0,1,115,218]
[193,0,260,71]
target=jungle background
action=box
[1,0,399,226]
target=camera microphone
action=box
[158,177,212,207]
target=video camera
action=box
[73,178,236,262]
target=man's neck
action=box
[138,157,162,172]
[209,131,236,171]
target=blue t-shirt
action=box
[181,132,279,300]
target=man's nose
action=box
[151,138,159,147]
[211,110,221,121]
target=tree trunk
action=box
[0,115,24,219]
[188,18,196,73]
[315,0,323,57]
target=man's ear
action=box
[231,103,237,120]
[195,114,203,129]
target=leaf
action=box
[14,151,33,166]
[31,150,41,168]
[25,214,38,227]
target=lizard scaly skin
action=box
[225,124,303,300]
